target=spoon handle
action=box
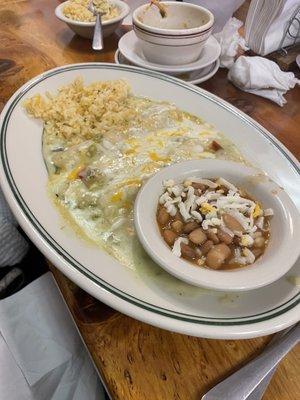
[92,13,103,51]
[246,367,276,400]
[202,323,300,400]
[246,327,291,400]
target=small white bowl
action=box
[134,160,300,292]
[55,0,130,39]
[118,30,221,75]
[133,2,214,65]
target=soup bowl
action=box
[132,2,214,65]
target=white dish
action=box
[132,2,214,65]
[0,63,299,339]
[55,0,130,39]
[135,159,300,291]
[118,30,221,75]
[114,49,220,83]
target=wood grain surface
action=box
[1,1,299,399]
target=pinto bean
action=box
[163,230,177,246]
[157,207,170,225]
[206,243,231,270]
[188,228,207,245]
[252,248,263,258]
[183,221,200,234]
[233,236,241,245]
[191,182,207,192]
[207,229,220,244]
[174,211,183,222]
[253,231,262,238]
[200,240,214,255]
[181,243,196,260]
[217,229,233,245]
[254,237,265,248]
[223,213,244,232]
[171,220,183,233]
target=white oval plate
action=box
[0,63,299,339]
[115,49,220,83]
[118,30,221,73]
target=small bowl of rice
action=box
[55,0,130,39]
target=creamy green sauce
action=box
[43,96,246,276]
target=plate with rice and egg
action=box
[0,63,299,338]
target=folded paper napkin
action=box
[0,188,28,267]
[0,272,105,400]
[262,0,300,55]
[215,17,249,68]
[245,0,300,55]
[228,56,300,106]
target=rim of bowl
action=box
[55,0,130,26]
[133,2,214,36]
[133,24,213,40]
[134,160,300,292]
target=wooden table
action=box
[1,1,299,399]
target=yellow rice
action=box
[24,78,136,146]
[63,0,119,22]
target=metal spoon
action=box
[150,0,167,18]
[88,0,104,51]
[245,327,292,400]
[202,323,300,400]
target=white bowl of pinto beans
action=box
[134,160,300,291]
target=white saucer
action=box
[114,49,220,85]
[118,30,221,74]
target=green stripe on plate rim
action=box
[1,63,299,326]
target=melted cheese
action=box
[43,92,246,270]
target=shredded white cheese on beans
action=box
[159,176,273,267]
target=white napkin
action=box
[0,272,105,400]
[245,0,300,55]
[262,0,300,55]
[228,56,300,106]
[214,17,249,68]
[0,188,28,267]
